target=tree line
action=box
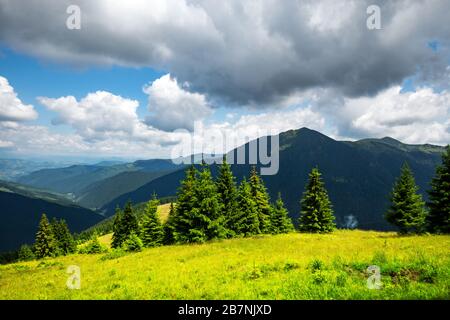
[9,145,450,261]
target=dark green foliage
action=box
[216,156,238,237]
[111,207,124,249]
[299,167,336,233]
[123,232,143,252]
[79,237,107,254]
[34,213,58,258]
[140,195,164,247]
[111,202,139,248]
[385,163,426,234]
[51,218,76,255]
[163,202,177,245]
[270,193,294,234]
[172,166,198,243]
[18,244,35,261]
[427,145,450,234]
[249,166,272,233]
[232,178,260,236]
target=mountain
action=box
[0,158,74,181]
[0,180,103,252]
[16,159,183,199]
[101,128,445,230]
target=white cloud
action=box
[0,76,38,122]
[339,86,450,145]
[144,74,212,131]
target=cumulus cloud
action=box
[0,76,38,122]
[336,86,450,145]
[1,0,449,106]
[144,74,212,131]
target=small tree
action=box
[231,178,260,236]
[385,163,426,234]
[18,244,35,261]
[427,145,450,234]
[299,167,336,233]
[123,232,143,252]
[34,213,58,258]
[111,207,124,249]
[51,218,76,255]
[140,195,164,247]
[249,166,272,233]
[271,193,294,234]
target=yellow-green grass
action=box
[0,230,449,300]
[157,203,172,223]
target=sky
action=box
[0,0,449,161]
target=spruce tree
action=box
[172,165,198,243]
[271,193,294,234]
[249,166,272,233]
[299,167,336,233]
[216,156,238,236]
[34,213,58,258]
[385,163,426,234]
[51,218,76,255]
[18,244,35,261]
[188,163,226,242]
[140,195,164,247]
[427,145,450,233]
[111,207,124,249]
[121,201,139,239]
[230,178,260,236]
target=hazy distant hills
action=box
[0,180,103,252]
[101,128,445,230]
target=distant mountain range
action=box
[0,180,103,252]
[101,128,445,230]
[1,127,446,252]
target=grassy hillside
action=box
[1,230,448,299]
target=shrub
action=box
[79,237,107,254]
[122,232,143,252]
[18,244,35,262]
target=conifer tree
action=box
[249,166,272,233]
[34,213,58,258]
[51,218,76,255]
[163,202,177,244]
[188,163,226,242]
[121,201,139,239]
[216,156,238,236]
[385,163,426,234]
[172,165,198,243]
[18,244,35,261]
[427,145,450,234]
[230,178,260,236]
[271,193,294,234]
[111,207,124,249]
[299,167,336,233]
[140,195,164,247]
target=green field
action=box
[0,230,449,299]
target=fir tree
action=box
[299,167,336,233]
[140,195,164,247]
[188,163,226,242]
[385,163,426,234]
[172,165,198,243]
[271,193,294,234]
[123,231,143,252]
[216,156,238,236]
[51,218,76,255]
[34,213,58,258]
[231,178,260,236]
[249,166,272,233]
[18,244,35,261]
[121,201,139,239]
[427,145,450,233]
[111,207,124,249]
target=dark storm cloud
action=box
[0,0,449,107]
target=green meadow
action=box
[0,230,449,300]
